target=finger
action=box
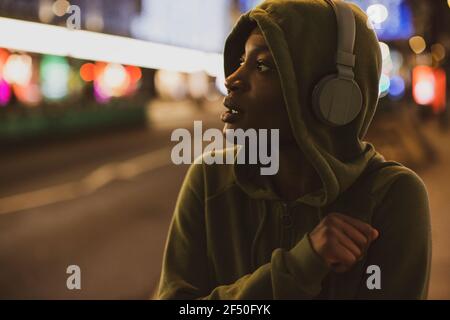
[333,213,379,241]
[330,241,357,271]
[329,226,362,258]
[332,217,371,251]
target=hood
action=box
[224,0,386,207]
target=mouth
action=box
[221,97,244,124]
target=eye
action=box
[256,60,271,72]
[239,56,245,66]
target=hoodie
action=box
[157,0,431,299]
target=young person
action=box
[157,0,431,299]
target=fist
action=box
[309,212,379,273]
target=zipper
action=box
[280,201,293,248]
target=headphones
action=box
[312,0,362,127]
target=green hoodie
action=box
[157,0,431,299]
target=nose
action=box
[224,69,247,94]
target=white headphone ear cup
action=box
[312,75,362,127]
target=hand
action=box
[308,212,379,273]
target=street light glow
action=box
[0,17,223,77]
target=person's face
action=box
[222,27,294,143]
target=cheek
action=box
[247,82,288,128]
[254,82,282,107]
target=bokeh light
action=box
[52,0,70,17]
[40,55,69,100]
[3,54,32,86]
[80,63,96,82]
[0,78,11,106]
[39,0,54,23]
[379,73,391,96]
[409,36,426,54]
[413,66,435,105]
[431,43,446,62]
[367,4,389,24]
[125,65,142,84]
[389,75,405,98]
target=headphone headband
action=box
[323,0,356,69]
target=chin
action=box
[222,122,244,133]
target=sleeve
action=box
[356,173,432,299]
[156,163,331,300]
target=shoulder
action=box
[339,161,429,223]
[369,164,428,204]
[368,164,430,227]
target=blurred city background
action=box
[0,0,448,299]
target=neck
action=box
[269,143,322,201]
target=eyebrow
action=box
[241,45,270,58]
